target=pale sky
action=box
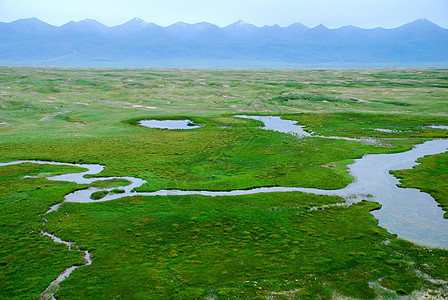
[0,0,447,28]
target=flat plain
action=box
[1,67,448,299]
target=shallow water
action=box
[2,120,448,299]
[4,117,447,298]
[136,139,448,248]
[139,119,202,129]
[2,137,448,248]
[429,125,448,130]
[308,139,448,248]
[2,119,448,250]
[375,128,395,133]
[39,230,92,300]
[235,115,311,137]
[234,115,384,145]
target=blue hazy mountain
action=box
[1,18,447,67]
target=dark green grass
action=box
[3,103,447,193]
[392,153,448,218]
[0,120,431,193]
[0,164,86,299]
[90,190,109,200]
[41,194,447,299]
[90,179,131,189]
[1,67,447,299]
[110,188,125,195]
[3,162,447,299]
[289,112,448,139]
[271,93,348,103]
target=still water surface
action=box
[1,117,447,248]
[4,116,447,297]
[139,119,202,129]
[235,115,311,137]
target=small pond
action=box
[1,117,448,249]
[4,116,447,297]
[139,119,202,129]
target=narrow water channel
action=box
[1,116,448,298]
[59,138,448,248]
[39,230,92,300]
[1,141,447,248]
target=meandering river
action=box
[4,138,446,248]
[1,115,448,298]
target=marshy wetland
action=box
[1,67,448,299]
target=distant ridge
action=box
[1,18,447,67]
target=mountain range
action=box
[1,18,448,67]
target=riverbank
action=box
[1,67,448,299]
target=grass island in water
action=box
[1,67,448,299]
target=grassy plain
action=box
[1,67,448,299]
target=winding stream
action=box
[39,230,92,300]
[1,116,448,298]
[4,138,447,249]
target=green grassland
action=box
[1,67,448,299]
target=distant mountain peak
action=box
[335,25,364,33]
[165,21,219,38]
[313,24,329,30]
[396,18,445,34]
[412,18,435,25]
[262,24,281,29]
[168,21,216,28]
[111,18,156,33]
[286,22,309,33]
[82,19,107,26]
[13,17,41,23]
[11,17,49,26]
[235,19,248,25]
[7,17,57,32]
[237,20,257,28]
[170,21,189,27]
[67,18,104,25]
[192,22,218,31]
[399,18,442,29]
[2,17,448,67]
[125,17,149,27]
[288,22,307,28]
[61,18,108,32]
[224,20,258,33]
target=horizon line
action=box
[1,17,447,30]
